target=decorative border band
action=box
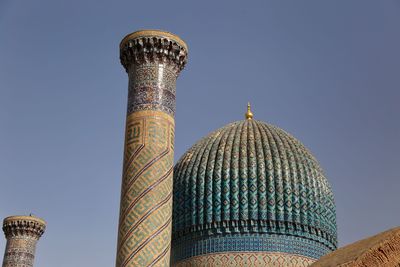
[171,233,332,263]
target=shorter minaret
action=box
[2,215,46,267]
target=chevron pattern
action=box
[117,110,175,267]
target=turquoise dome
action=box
[171,119,337,263]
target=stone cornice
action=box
[3,216,46,239]
[120,30,188,73]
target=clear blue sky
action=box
[1,1,399,266]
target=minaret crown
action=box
[3,215,46,240]
[119,29,188,73]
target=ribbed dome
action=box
[171,119,337,263]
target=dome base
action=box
[172,233,331,264]
[173,251,316,266]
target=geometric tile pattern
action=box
[127,63,178,116]
[174,251,316,267]
[2,216,46,267]
[2,237,38,267]
[172,119,337,262]
[172,234,331,263]
[116,110,175,267]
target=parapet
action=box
[3,215,46,240]
[119,30,188,72]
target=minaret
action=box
[116,30,188,267]
[2,216,46,267]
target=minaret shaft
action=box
[3,237,38,267]
[116,30,187,267]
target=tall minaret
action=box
[2,216,46,267]
[116,30,188,267]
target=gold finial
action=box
[245,102,254,120]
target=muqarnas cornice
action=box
[3,216,46,240]
[120,30,188,73]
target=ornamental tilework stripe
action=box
[173,251,316,267]
[171,234,331,263]
[2,237,38,267]
[116,110,175,267]
[127,63,178,116]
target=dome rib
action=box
[290,130,312,230]
[247,120,258,222]
[195,132,216,226]
[263,123,285,223]
[277,128,304,226]
[229,122,242,223]
[255,120,276,221]
[186,138,208,228]
[205,129,224,225]
[186,143,201,228]
[309,153,323,232]
[297,135,316,231]
[272,124,294,224]
[252,120,267,221]
[211,129,224,224]
[275,125,298,224]
[173,147,188,231]
[221,123,237,222]
[239,120,249,222]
